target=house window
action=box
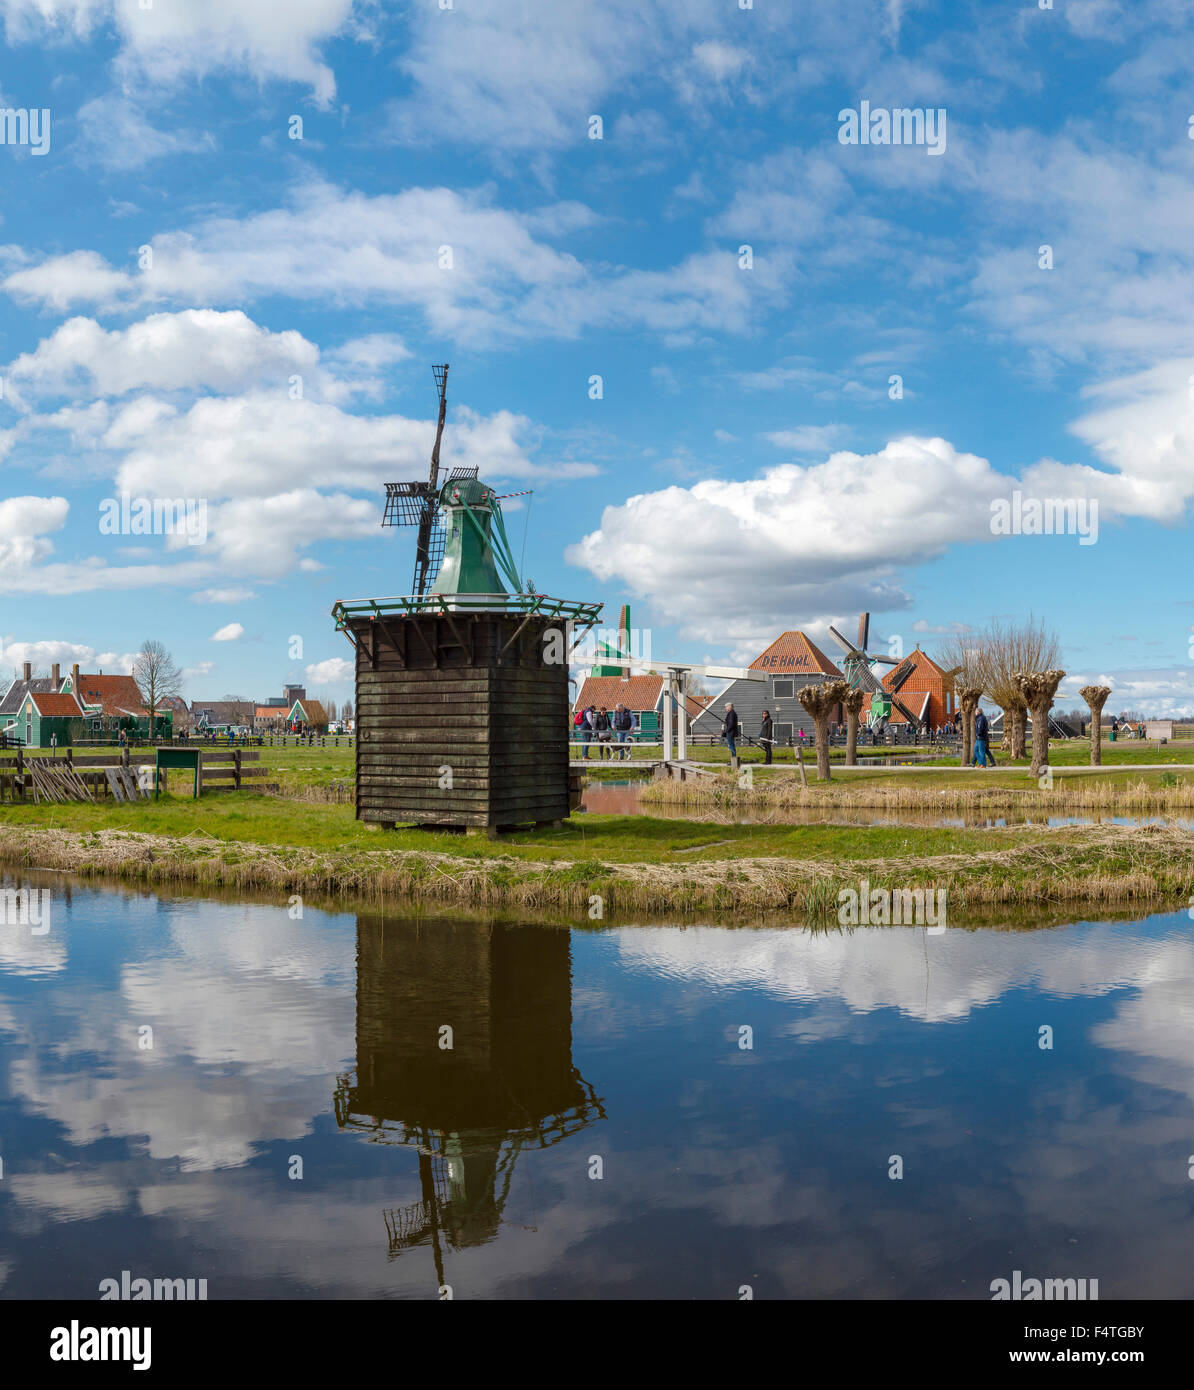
[773,678,794,699]
[775,722,793,745]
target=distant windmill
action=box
[827,612,922,727]
[381,362,479,597]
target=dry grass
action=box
[1,821,1191,926]
[642,772,1194,815]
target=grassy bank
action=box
[2,795,1192,923]
[641,769,1194,815]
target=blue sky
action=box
[1,0,1192,713]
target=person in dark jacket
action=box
[973,707,995,766]
[613,703,634,760]
[594,706,613,759]
[760,710,774,764]
[722,703,740,758]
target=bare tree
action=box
[341,697,354,721]
[956,684,984,767]
[1080,685,1111,766]
[1014,669,1067,776]
[939,618,1059,759]
[133,641,184,738]
[799,679,850,780]
[843,688,866,767]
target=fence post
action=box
[234,749,242,791]
[15,745,24,802]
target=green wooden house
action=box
[14,691,88,748]
[286,698,329,733]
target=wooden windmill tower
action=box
[827,612,923,729]
[332,364,602,834]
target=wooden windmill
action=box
[333,363,602,833]
[827,612,922,728]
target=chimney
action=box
[51,663,60,687]
[22,661,31,682]
[71,662,80,691]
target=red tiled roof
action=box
[749,631,843,676]
[882,647,950,689]
[255,706,285,720]
[28,692,85,717]
[73,673,149,717]
[574,674,663,712]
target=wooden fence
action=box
[0,748,275,803]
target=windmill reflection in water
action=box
[333,917,605,1282]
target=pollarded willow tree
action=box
[956,685,984,767]
[939,618,1060,760]
[842,687,866,767]
[1080,684,1112,767]
[799,678,851,781]
[1013,669,1067,776]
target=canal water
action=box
[1,876,1193,1299]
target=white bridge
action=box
[574,655,765,766]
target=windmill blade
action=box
[888,657,917,693]
[856,612,870,651]
[891,694,922,725]
[827,625,863,659]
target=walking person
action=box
[613,703,634,760]
[721,702,740,760]
[973,706,996,767]
[581,704,596,760]
[595,706,613,760]
[760,709,773,765]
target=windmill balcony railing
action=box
[332,591,603,630]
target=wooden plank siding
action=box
[348,611,571,829]
[690,672,841,745]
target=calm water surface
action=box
[1,875,1193,1299]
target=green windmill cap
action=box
[439,477,495,508]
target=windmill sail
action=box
[382,364,479,596]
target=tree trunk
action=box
[813,713,831,780]
[1080,685,1110,767]
[1030,700,1049,775]
[1011,706,1027,759]
[845,714,859,766]
[957,687,983,768]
